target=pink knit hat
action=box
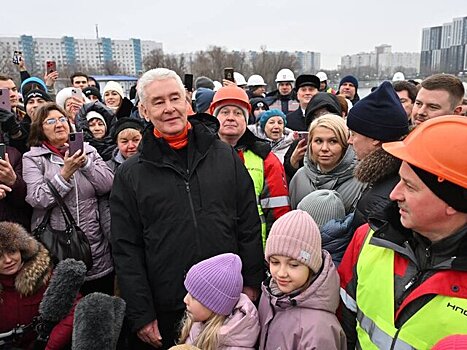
[432,335,467,349]
[265,210,322,273]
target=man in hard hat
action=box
[246,74,267,99]
[264,68,299,114]
[234,72,248,90]
[110,69,264,349]
[316,71,336,94]
[210,85,291,247]
[393,80,418,120]
[339,115,467,349]
[286,74,320,131]
[412,73,464,126]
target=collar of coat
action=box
[0,244,52,297]
[234,128,271,160]
[354,146,401,185]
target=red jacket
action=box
[0,247,75,350]
[338,203,467,349]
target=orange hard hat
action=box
[382,116,467,188]
[209,86,251,116]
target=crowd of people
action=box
[0,61,466,350]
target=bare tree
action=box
[143,49,187,76]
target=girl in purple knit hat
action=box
[178,253,260,350]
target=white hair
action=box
[137,68,185,104]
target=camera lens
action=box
[70,134,75,141]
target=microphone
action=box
[34,259,86,349]
[72,292,126,350]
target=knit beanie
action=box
[259,109,287,130]
[184,253,243,316]
[83,86,102,102]
[112,117,144,142]
[56,87,86,110]
[24,89,52,107]
[250,97,269,112]
[195,88,215,113]
[265,210,322,273]
[347,81,409,142]
[339,75,359,90]
[103,81,124,98]
[21,77,47,96]
[86,111,107,129]
[432,335,467,350]
[297,190,346,228]
[195,76,215,90]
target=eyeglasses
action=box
[43,116,68,125]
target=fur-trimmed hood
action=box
[0,222,52,296]
[354,147,401,185]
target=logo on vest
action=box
[446,302,467,316]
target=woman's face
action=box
[0,250,23,275]
[104,90,122,108]
[117,129,142,159]
[264,116,285,141]
[89,119,106,140]
[310,126,344,172]
[42,109,70,147]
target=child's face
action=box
[183,293,213,322]
[269,255,310,294]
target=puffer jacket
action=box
[22,143,114,279]
[186,294,260,349]
[289,146,364,213]
[321,213,354,267]
[259,250,346,350]
[247,124,296,164]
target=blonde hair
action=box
[308,114,349,163]
[117,128,142,141]
[178,312,227,350]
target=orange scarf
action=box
[153,122,192,150]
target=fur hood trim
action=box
[0,222,38,260]
[354,147,401,184]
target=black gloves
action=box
[0,108,21,136]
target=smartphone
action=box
[224,67,235,82]
[46,60,57,74]
[70,88,82,100]
[12,51,22,65]
[0,88,11,111]
[0,143,6,160]
[184,74,193,92]
[298,131,309,143]
[68,132,84,156]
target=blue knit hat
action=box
[21,77,47,96]
[259,109,287,130]
[195,88,215,113]
[339,75,359,90]
[184,253,243,316]
[347,81,408,142]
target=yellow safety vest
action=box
[355,229,467,349]
[243,150,267,248]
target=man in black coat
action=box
[110,68,263,350]
[285,74,320,131]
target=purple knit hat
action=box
[184,253,243,316]
[265,210,323,273]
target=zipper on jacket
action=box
[185,180,201,257]
[396,270,423,308]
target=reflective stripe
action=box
[357,309,416,350]
[340,287,357,313]
[260,196,290,209]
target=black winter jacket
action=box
[110,114,264,332]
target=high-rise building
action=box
[421,16,467,75]
[0,35,162,75]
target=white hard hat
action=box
[316,72,328,82]
[275,68,295,83]
[234,72,247,86]
[247,74,267,87]
[392,72,405,82]
[213,81,222,91]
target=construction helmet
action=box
[383,116,467,188]
[247,74,267,87]
[275,69,295,83]
[209,85,251,115]
[316,72,328,82]
[234,72,247,86]
[392,72,405,82]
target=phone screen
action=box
[224,68,234,82]
[12,51,22,65]
[0,88,11,111]
[184,74,193,92]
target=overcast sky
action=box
[2,0,465,69]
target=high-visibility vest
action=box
[243,150,267,247]
[355,229,467,349]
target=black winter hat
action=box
[24,89,52,107]
[347,81,408,142]
[112,117,144,142]
[83,86,102,102]
[294,75,320,92]
[250,97,269,111]
[195,76,215,90]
